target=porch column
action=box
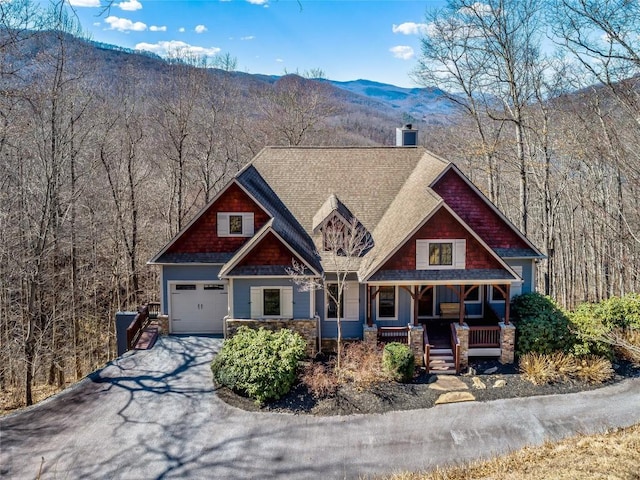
[504,283,511,325]
[499,321,516,364]
[407,323,424,367]
[414,286,419,326]
[363,323,378,345]
[454,323,469,370]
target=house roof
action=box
[247,146,431,234]
[150,145,542,281]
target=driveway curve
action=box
[1,335,639,479]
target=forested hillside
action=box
[1,0,639,409]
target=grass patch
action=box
[378,423,640,480]
[519,352,613,386]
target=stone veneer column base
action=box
[454,323,470,370]
[157,315,169,335]
[225,318,318,357]
[499,322,516,364]
[363,324,378,345]
[407,324,424,367]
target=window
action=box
[491,286,506,302]
[326,284,343,319]
[326,282,360,321]
[204,284,225,291]
[229,215,243,235]
[263,289,281,316]
[377,286,397,319]
[416,239,466,270]
[429,242,453,266]
[464,285,481,303]
[175,284,196,291]
[217,212,254,237]
[250,286,293,318]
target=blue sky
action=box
[59,0,444,87]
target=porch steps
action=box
[428,347,456,375]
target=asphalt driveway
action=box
[1,335,639,479]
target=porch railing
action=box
[469,325,501,348]
[148,302,160,319]
[378,326,409,344]
[450,323,460,374]
[126,304,151,351]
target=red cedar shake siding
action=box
[380,207,503,271]
[237,232,296,266]
[432,169,529,250]
[166,183,270,254]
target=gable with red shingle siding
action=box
[379,207,503,272]
[237,232,297,267]
[432,169,529,250]
[166,183,270,254]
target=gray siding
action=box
[318,283,366,339]
[233,278,311,319]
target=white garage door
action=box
[170,282,228,334]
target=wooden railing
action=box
[378,326,409,344]
[450,323,460,374]
[147,302,160,319]
[423,327,430,372]
[126,304,151,351]
[469,325,501,348]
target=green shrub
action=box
[569,294,640,357]
[382,342,415,383]
[512,293,575,356]
[211,326,306,404]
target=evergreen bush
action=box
[512,292,575,356]
[211,326,306,404]
[382,342,414,383]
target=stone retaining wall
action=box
[225,318,318,357]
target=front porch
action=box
[364,283,516,374]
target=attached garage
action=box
[169,281,228,334]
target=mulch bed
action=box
[214,359,640,416]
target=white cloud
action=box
[135,40,221,58]
[276,58,284,63]
[390,45,414,60]
[195,24,207,34]
[117,0,142,11]
[93,22,101,27]
[68,0,101,7]
[178,27,185,33]
[150,25,167,32]
[392,22,428,35]
[240,36,255,41]
[105,16,147,32]
[247,0,268,4]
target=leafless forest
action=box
[1,0,639,408]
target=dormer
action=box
[312,194,371,256]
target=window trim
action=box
[250,286,293,319]
[325,282,360,322]
[416,239,466,270]
[217,212,254,237]
[376,285,398,320]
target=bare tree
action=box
[287,217,372,368]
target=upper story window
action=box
[217,212,254,237]
[429,242,452,266]
[416,239,466,270]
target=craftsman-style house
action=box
[149,127,543,372]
